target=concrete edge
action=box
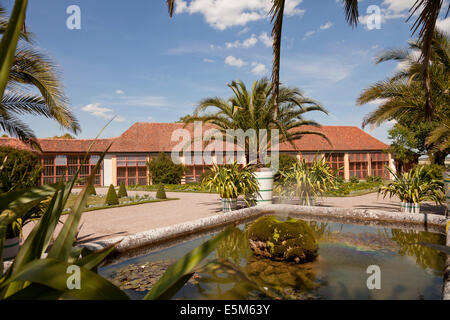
[444,225,450,300]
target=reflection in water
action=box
[102,219,446,300]
[385,229,446,275]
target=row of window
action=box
[41,155,102,185]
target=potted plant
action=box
[279,158,336,206]
[202,163,259,212]
[378,166,444,213]
[3,219,21,261]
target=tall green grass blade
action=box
[144,226,233,300]
[0,258,129,300]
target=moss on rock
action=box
[247,215,318,264]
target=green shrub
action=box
[366,175,374,183]
[105,184,119,205]
[148,152,185,184]
[414,164,444,181]
[156,183,167,199]
[117,182,128,198]
[349,176,359,183]
[274,154,298,181]
[86,183,96,196]
[0,146,41,192]
[336,175,345,184]
[373,176,382,183]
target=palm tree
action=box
[357,31,449,164]
[0,5,80,145]
[183,78,329,165]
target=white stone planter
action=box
[222,198,237,212]
[400,202,420,214]
[2,236,20,261]
[255,168,273,205]
[444,171,449,217]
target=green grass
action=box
[63,194,179,214]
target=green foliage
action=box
[326,181,382,196]
[349,176,359,184]
[117,182,127,198]
[86,183,96,196]
[148,152,185,185]
[413,163,444,181]
[278,158,336,205]
[156,183,166,199]
[0,146,41,193]
[104,184,119,206]
[274,154,298,181]
[202,163,259,206]
[378,166,444,204]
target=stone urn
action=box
[400,202,420,214]
[254,168,273,205]
[2,236,20,261]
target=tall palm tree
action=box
[183,78,329,165]
[0,5,80,145]
[357,31,449,164]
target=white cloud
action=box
[303,21,333,39]
[175,0,304,30]
[225,55,247,67]
[320,21,333,30]
[251,62,268,75]
[226,34,258,48]
[118,95,168,107]
[203,58,215,63]
[258,32,273,47]
[81,103,125,122]
[437,17,450,34]
[115,89,124,95]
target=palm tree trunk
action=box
[270,0,285,121]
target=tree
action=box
[148,152,185,184]
[0,4,79,145]
[183,78,329,165]
[357,31,449,165]
[51,133,75,139]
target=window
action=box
[116,154,148,186]
[370,152,389,179]
[325,153,345,177]
[349,153,368,178]
[40,155,102,185]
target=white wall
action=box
[103,154,113,186]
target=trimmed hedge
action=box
[117,182,128,198]
[156,183,167,199]
[105,184,119,205]
[86,183,97,196]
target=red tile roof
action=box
[0,123,389,154]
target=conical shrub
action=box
[156,183,167,199]
[86,183,96,196]
[105,184,119,205]
[117,182,128,198]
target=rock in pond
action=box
[247,216,318,264]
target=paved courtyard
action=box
[23,188,447,243]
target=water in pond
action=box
[99,217,447,300]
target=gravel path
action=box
[23,189,446,243]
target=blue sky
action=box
[5,0,450,142]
